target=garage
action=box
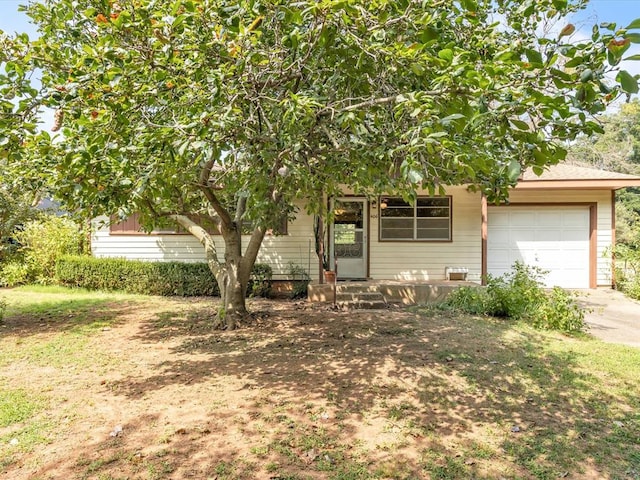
[487,206,592,288]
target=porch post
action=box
[318,215,325,284]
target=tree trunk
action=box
[170,214,265,330]
[214,264,248,330]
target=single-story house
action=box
[91,164,640,289]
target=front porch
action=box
[307,279,478,308]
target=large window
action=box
[379,196,451,241]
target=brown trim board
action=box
[481,195,488,286]
[611,190,616,290]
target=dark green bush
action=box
[56,255,273,297]
[287,261,311,299]
[248,262,272,297]
[443,262,585,333]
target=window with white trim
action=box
[379,196,451,241]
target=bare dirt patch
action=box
[0,294,638,479]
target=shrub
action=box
[287,262,311,299]
[55,255,272,297]
[248,263,273,298]
[443,262,585,333]
[1,216,83,286]
[533,287,585,332]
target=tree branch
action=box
[242,226,266,282]
[235,195,247,224]
[169,214,222,273]
[198,157,233,228]
[317,92,443,117]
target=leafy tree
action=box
[567,100,640,174]
[0,187,39,264]
[1,0,639,328]
[566,100,640,247]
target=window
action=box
[379,196,451,241]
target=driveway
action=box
[577,289,640,348]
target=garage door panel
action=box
[535,230,562,242]
[488,207,590,289]
[509,212,536,226]
[562,211,590,227]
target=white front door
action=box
[331,198,368,279]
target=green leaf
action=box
[623,54,640,61]
[438,48,453,62]
[617,70,639,94]
[510,119,530,131]
[525,49,543,65]
[626,18,640,30]
[439,113,465,126]
[625,33,640,44]
[410,63,425,76]
[506,158,521,182]
[552,0,567,9]
[580,69,593,83]
[407,169,424,184]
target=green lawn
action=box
[0,286,638,479]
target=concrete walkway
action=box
[577,289,640,348]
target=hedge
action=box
[55,255,272,297]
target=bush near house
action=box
[0,216,83,286]
[611,243,640,300]
[55,255,272,297]
[443,262,586,333]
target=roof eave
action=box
[515,179,640,190]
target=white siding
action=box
[91,203,319,281]
[505,189,613,286]
[369,186,483,282]
[91,188,615,287]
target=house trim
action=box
[480,195,488,286]
[515,180,640,190]
[611,189,616,289]
[327,195,370,279]
[482,202,597,289]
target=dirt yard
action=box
[1,290,638,479]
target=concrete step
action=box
[337,300,389,310]
[337,291,387,309]
[336,291,386,302]
[334,284,380,294]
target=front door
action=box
[331,198,367,279]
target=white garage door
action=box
[487,206,590,288]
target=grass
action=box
[0,388,45,428]
[0,286,638,479]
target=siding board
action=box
[91,187,615,287]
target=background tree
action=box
[0,187,39,264]
[1,0,639,328]
[566,100,640,246]
[567,100,640,175]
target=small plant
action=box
[287,262,311,299]
[444,262,586,333]
[248,263,273,298]
[533,287,586,332]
